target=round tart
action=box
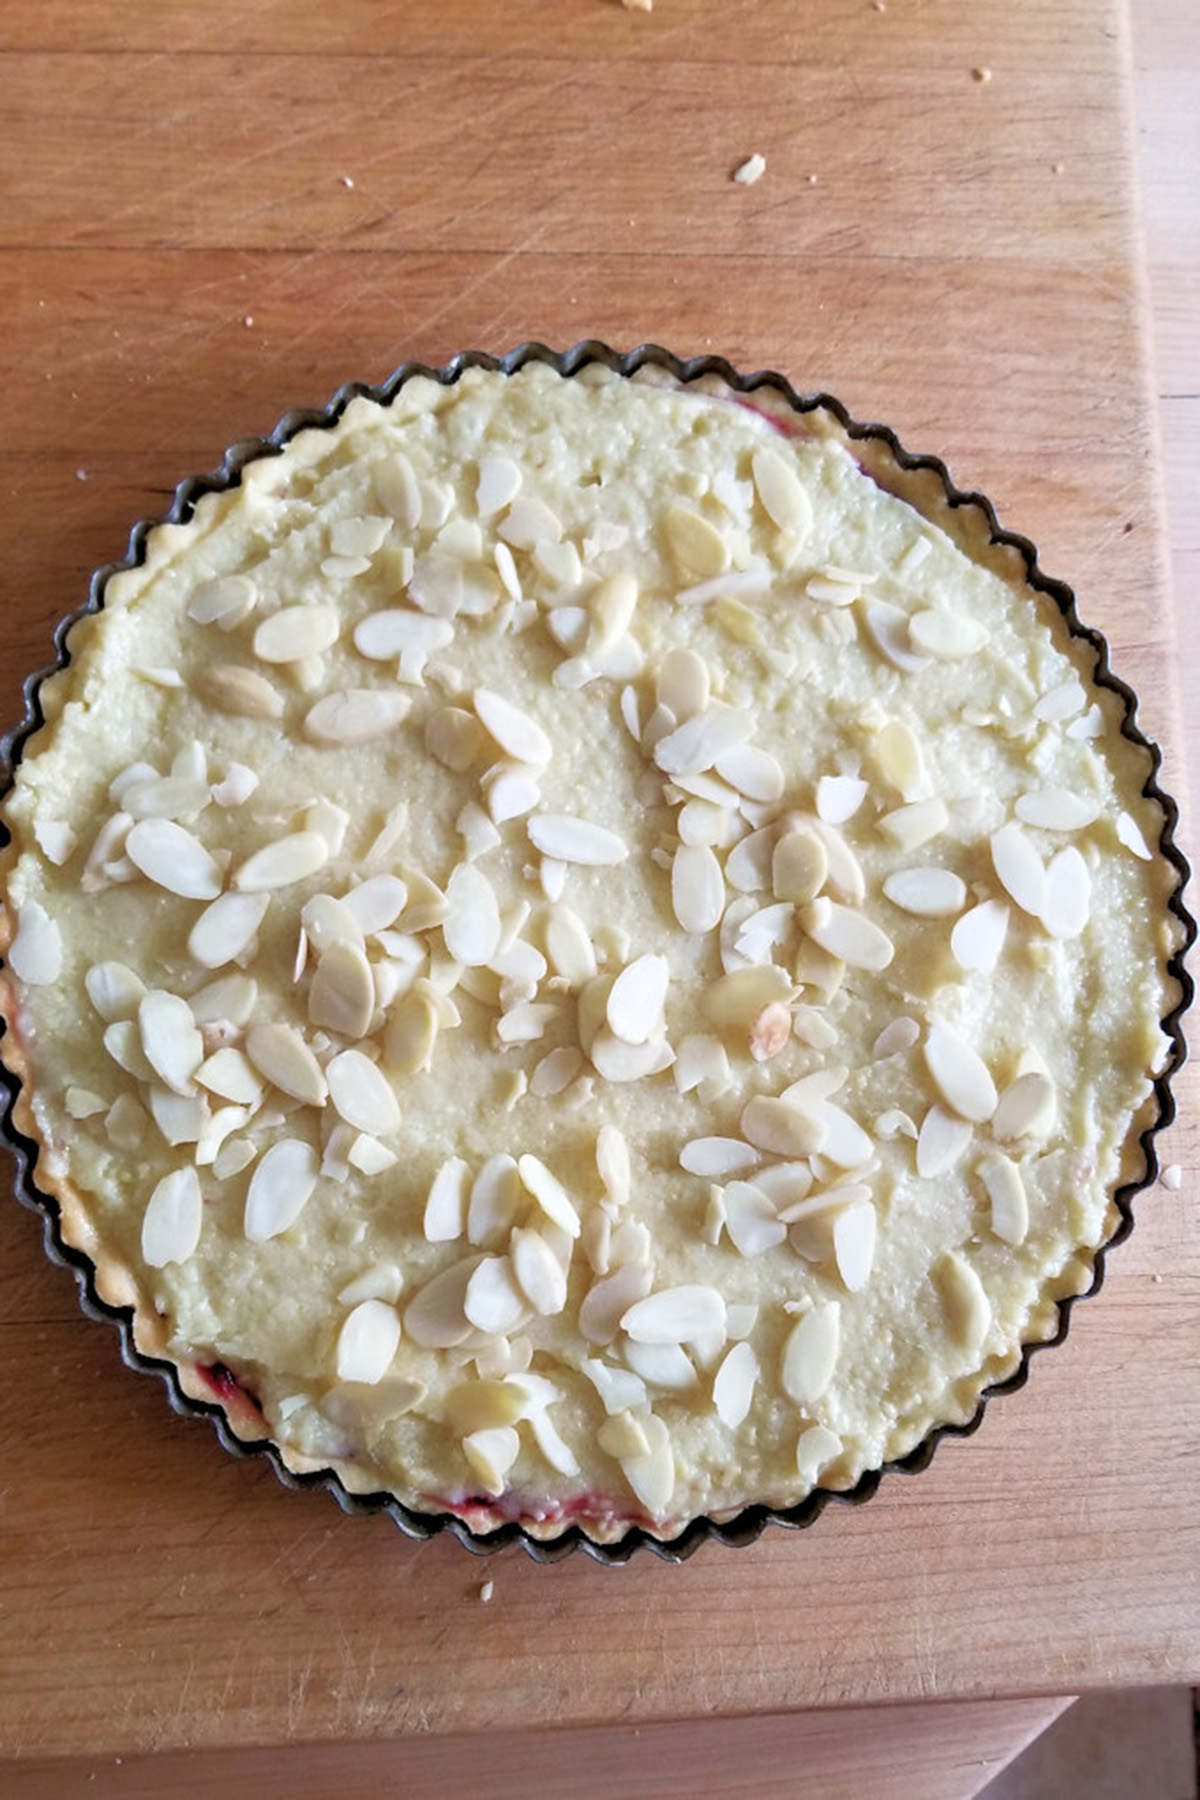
[0,347,1189,1555]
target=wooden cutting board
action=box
[1,0,1197,1763]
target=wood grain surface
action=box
[1,0,1197,1771]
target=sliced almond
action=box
[816,775,867,824]
[800,897,893,972]
[187,891,269,970]
[833,1199,876,1291]
[596,1124,632,1209]
[606,954,669,1047]
[473,687,551,767]
[621,1284,725,1346]
[741,1094,826,1157]
[403,1256,481,1347]
[461,1425,520,1497]
[336,1299,401,1386]
[798,816,865,905]
[188,573,257,628]
[425,705,484,771]
[990,821,1046,918]
[872,1016,920,1059]
[673,1033,731,1096]
[671,843,725,935]
[916,1103,973,1177]
[781,1301,840,1404]
[342,874,407,936]
[992,1070,1056,1142]
[679,1138,760,1178]
[476,456,523,517]
[307,941,375,1037]
[909,609,989,658]
[326,1049,400,1135]
[653,706,752,779]
[655,647,711,719]
[141,1166,203,1268]
[197,663,284,720]
[877,798,948,853]
[355,610,454,676]
[527,814,628,866]
[935,1251,992,1351]
[597,1411,650,1460]
[517,1154,581,1237]
[85,960,147,1021]
[1015,788,1101,832]
[582,1358,647,1416]
[303,688,411,746]
[923,1019,997,1122]
[244,1138,319,1241]
[442,862,502,967]
[751,445,811,535]
[623,1340,697,1390]
[712,1340,759,1428]
[978,1152,1029,1246]
[424,1156,469,1243]
[462,1257,525,1335]
[796,1423,843,1482]
[8,899,62,985]
[510,1227,569,1315]
[1041,846,1090,939]
[544,904,597,985]
[254,604,339,664]
[771,827,827,905]
[617,1412,675,1517]
[138,991,204,1096]
[462,1154,521,1247]
[950,898,1010,974]
[126,819,221,900]
[663,505,729,577]
[245,1023,328,1106]
[1116,811,1154,861]
[703,963,794,1027]
[233,831,329,893]
[499,495,562,549]
[882,867,967,917]
[590,1030,673,1083]
[190,972,257,1028]
[715,744,785,803]
[723,1180,787,1257]
[579,1261,653,1344]
[872,720,928,801]
[382,989,438,1074]
[863,599,930,674]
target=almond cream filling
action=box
[0,362,1180,1540]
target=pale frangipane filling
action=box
[1,364,1177,1538]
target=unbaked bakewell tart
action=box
[0,345,1190,1558]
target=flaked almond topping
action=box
[672,1036,731,1101]
[582,1358,647,1416]
[712,1340,759,1427]
[463,1257,526,1335]
[992,1070,1055,1141]
[741,1094,826,1157]
[606,954,669,1046]
[781,1301,840,1404]
[196,1047,263,1106]
[833,1199,876,1291]
[354,610,454,676]
[246,1023,328,1106]
[496,999,560,1045]
[863,599,930,674]
[445,1378,528,1438]
[404,1256,480,1347]
[309,940,376,1038]
[348,1133,398,1175]
[663,505,730,577]
[473,687,552,766]
[812,1101,873,1170]
[33,818,76,864]
[148,1087,208,1147]
[533,535,582,592]
[586,573,638,655]
[254,604,339,665]
[653,706,753,778]
[8,899,62,985]
[751,444,812,535]
[875,1109,917,1141]
[950,898,1010,974]
[425,704,484,772]
[816,775,867,824]
[877,798,948,853]
[530,1046,585,1097]
[499,494,563,550]
[462,1425,520,1498]
[923,1019,997,1122]
[373,451,422,529]
[990,821,1046,918]
[337,1263,404,1308]
[141,1166,203,1268]
[65,1087,107,1120]
[655,647,711,719]
[187,891,269,970]
[304,688,411,746]
[330,514,390,558]
[517,1153,582,1237]
[475,455,524,517]
[424,1156,469,1243]
[725,825,777,895]
[770,826,826,905]
[233,830,329,893]
[342,874,407,936]
[792,1005,838,1051]
[465,1153,521,1247]
[579,1259,654,1345]
[544,903,597,984]
[805,572,861,607]
[301,893,364,956]
[908,609,989,658]
[882,866,967,917]
[510,1227,569,1315]
[212,763,259,810]
[714,743,785,803]
[188,573,257,628]
[457,800,502,860]
[197,663,284,720]
[872,1015,920,1059]
[723,1180,787,1257]
[617,1411,674,1517]
[1033,680,1085,723]
[441,862,502,967]
[677,798,728,847]
[244,1138,319,1241]
[679,1137,760,1179]
[621,1284,725,1345]
[796,1423,842,1481]
[977,1152,1029,1246]
[190,972,257,1028]
[747,1001,790,1062]
[801,816,865,905]
[139,990,204,1095]
[1015,788,1101,831]
[380,988,437,1074]
[675,566,770,608]
[595,1123,632,1210]
[336,1299,402,1386]
[703,963,795,1028]
[1116,811,1153,861]
[326,1048,401,1135]
[126,818,222,900]
[486,767,542,826]
[527,814,628,866]
[106,1092,150,1149]
[590,1030,673,1083]
[935,1251,992,1351]
[597,1411,650,1460]
[916,1101,974,1177]
[121,774,210,823]
[1041,846,1090,939]
[800,897,894,972]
